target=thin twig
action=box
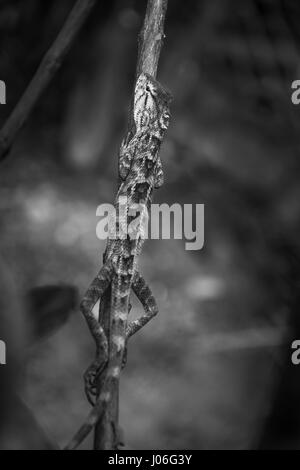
[0,0,97,162]
[137,0,169,78]
[93,0,169,450]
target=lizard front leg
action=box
[126,272,158,339]
[80,261,113,405]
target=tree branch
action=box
[0,0,97,162]
[93,0,169,451]
[137,0,168,78]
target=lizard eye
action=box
[146,83,156,95]
[146,160,154,169]
[136,182,149,193]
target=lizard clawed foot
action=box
[84,358,107,406]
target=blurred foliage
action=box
[0,0,300,449]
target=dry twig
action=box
[0,0,96,162]
[94,0,169,451]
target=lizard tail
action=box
[64,394,107,450]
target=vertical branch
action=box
[93,0,169,451]
[93,288,115,450]
[0,0,97,162]
[137,0,169,78]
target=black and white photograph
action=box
[0,0,300,453]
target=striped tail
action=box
[64,387,111,450]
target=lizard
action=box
[65,72,172,450]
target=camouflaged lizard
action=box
[65,73,172,450]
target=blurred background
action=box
[0,0,300,449]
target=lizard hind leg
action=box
[80,261,113,405]
[126,272,159,339]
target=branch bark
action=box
[0,0,96,162]
[136,0,168,78]
[94,0,169,450]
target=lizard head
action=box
[134,73,172,136]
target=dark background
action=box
[0,0,300,449]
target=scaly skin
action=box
[65,73,172,450]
